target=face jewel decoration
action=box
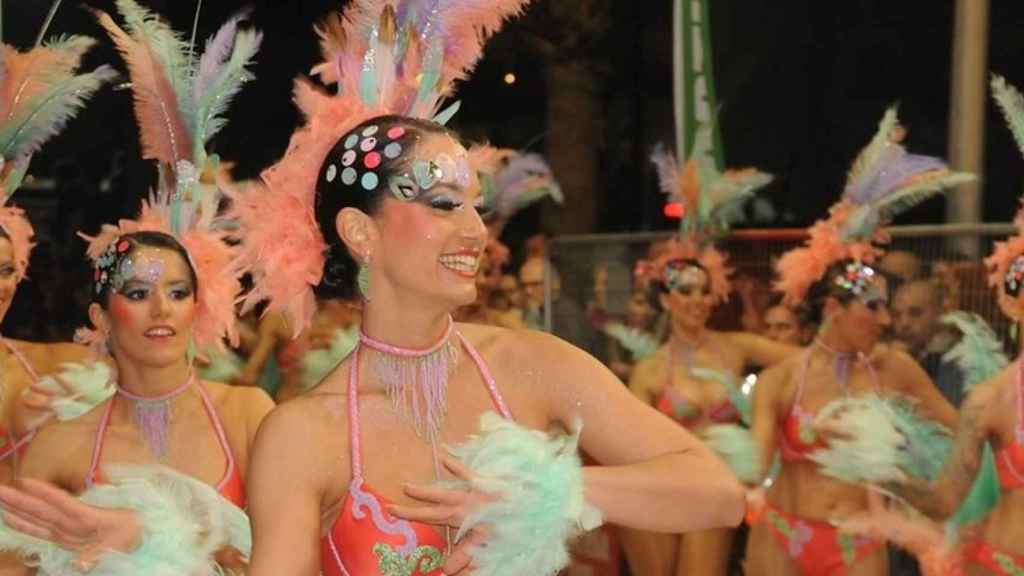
[388,152,471,202]
[1005,255,1024,297]
[663,261,708,295]
[93,239,166,296]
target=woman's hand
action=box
[0,479,141,571]
[388,456,498,575]
[16,373,77,434]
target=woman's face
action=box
[829,278,891,353]
[0,238,18,322]
[764,305,804,345]
[659,265,713,332]
[371,133,488,309]
[626,289,655,327]
[90,245,196,368]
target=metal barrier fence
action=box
[544,223,1018,363]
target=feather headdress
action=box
[229,0,531,334]
[650,124,774,303]
[775,106,972,305]
[76,0,262,352]
[0,35,115,279]
[986,76,1024,293]
[475,146,563,222]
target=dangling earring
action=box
[357,255,372,301]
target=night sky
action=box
[6,0,1024,339]
[10,1,1024,232]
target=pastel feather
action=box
[992,74,1024,158]
[940,312,1008,393]
[0,64,116,164]
[95,7,193,167]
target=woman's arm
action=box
[246,402,330,576]
[885,373,998,518]
[728,332,801,368]
[750,360,787,484]
[235,313,287,387]
[533,332,744,533]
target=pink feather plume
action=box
[0,205,35,281]
[0,37,96,121]
[95,9,193,167]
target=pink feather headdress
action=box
[229,0,531,336]
[648,125,774,304]
[0,34,115,281]
[984,200,1024,292]
[637,237,732,304]
[75,0,262,352]
[986,78,1024,293]
[0,205,34,281]
[76,200,240,353]
[775,106,971,305]
[774,200,882,306]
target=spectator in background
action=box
[762,295,815,346]
[891,278,965,406]
[878,249,923,284]
[519,256,594,351]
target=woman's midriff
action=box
[766,459,872,521]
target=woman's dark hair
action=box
[646,258,706,309]
[93,230,198,307]
[804,259,893,325]
[766,292,815,330]
[313,115,457,301]
[0,227,10,241]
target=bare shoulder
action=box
[203,380,274,413]
[875,345,922,373]
[754,351,800,400]
[20,398,110,485]
[457,322,594,368]
[249,390,350,499]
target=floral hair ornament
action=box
[649,123,774,303]
[75,0,263,354]
[228,0,531,336]
[0,28,115,281]
[986,76,1024,297]
[776,105,974,305]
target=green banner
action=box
[674,0,724,169]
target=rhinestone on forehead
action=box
[93,240,168,296]
[663,261,708,292]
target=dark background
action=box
[5,0,1024,338]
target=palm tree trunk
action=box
[543,59,599,234]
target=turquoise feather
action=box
[992,74,1024,158]
[444,413,601,576]
[941,311,1009,393]
[811,394,952,484]
[192,26,261,154]
[602,322,659,360]
[701,424,761,483]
